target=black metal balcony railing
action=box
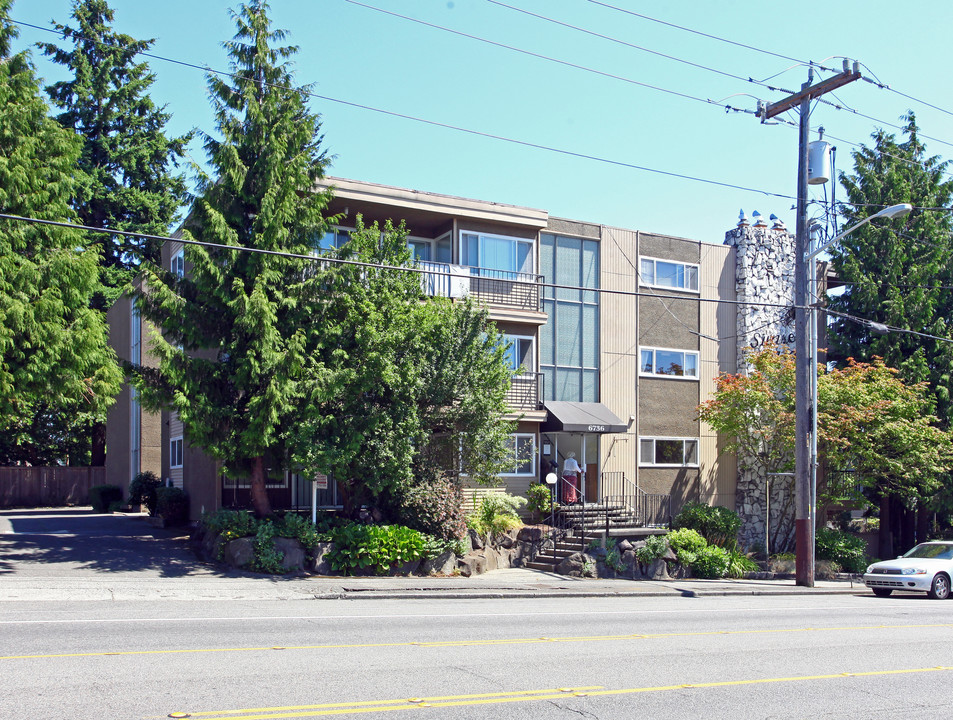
[506,371,543,411]
[419,262,542,312]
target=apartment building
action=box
[107,178,795,530]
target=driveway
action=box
[0,507,208,579]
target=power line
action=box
[825,307,953,345]
[345,0,757,115]
[5,16,797,202]
[0,211,796,311]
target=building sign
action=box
[749,330,795,350]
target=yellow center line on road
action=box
[165,685,603,720]
[6,622,953,662]
[169,667,953,719]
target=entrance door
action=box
[540,433,599,504]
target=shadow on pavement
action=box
[0,507,212,578]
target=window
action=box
[170,437,184,468]
[639,256,698,292]
[502,434,536,475]
[317,227,350,252]
[461,232,534,276]
[171,249,185,277]
[640,347,699,378]
[639,437,698,467]
[503,335,534,374]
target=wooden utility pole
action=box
[760,60,861,588]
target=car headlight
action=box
[866,565,874,573]
[901,568,926,575]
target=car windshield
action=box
[902,543,953,560]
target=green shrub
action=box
[128,471,161,514]
[667,528,708,563]
[466,493,526,536]
[155,486,189,526]
[201,509,258,542]
[635,534,668,563]
[726,549,760,578]
[250,521,285,574]
[526,483,553,519]
[393,474,467,541]
[328,523,426,575]
[275,513,322,551]
[673,502,741,550]
[691,545,731,578]
[815,527,868,573]
[89,484,122,512]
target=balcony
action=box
[419,261,542,312]
[506,371,543,412]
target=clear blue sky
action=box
[11,0,953,243]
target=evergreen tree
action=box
[827,113,953,552]
[131,1,333,517]
[40,0,190,305]
[0,0,121,464]
[828,114,953,424]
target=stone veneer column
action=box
[722,214,797,552]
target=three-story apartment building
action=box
[108,177,780,527]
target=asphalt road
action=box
[3,592,952,719]
[2,508,949,719]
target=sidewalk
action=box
[0,507,866,602]
[0,567,865,603]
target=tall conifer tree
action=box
[0,0,121,464]
[40,0,190,303]
[828,113,953,553]
[131,1,333,517]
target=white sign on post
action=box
[313,473,328,490]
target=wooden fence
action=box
[0,466,106,508]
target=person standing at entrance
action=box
[562,452,582,504]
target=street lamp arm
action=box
[804,203,912,262]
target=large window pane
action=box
[556,367,581,401]
[640,349,653,374]
[640,258,654,285]
[655,439,683,464]
[582,369,598,402]
[556,236,581,301]
[640,439,654,464]
[582,240,599,303]
[655,261,682,288]
[655,349,685,376]
[483,235,512,272]
[541,299,555,365]
[582,304,599,367]
[540,234,555,299]
[556,302,582,366]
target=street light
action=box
[801,201,912,584]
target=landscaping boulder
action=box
[556,551,596,578]
[388,559,421,576]
[457,553,486,577]
[223,537,255,568]
[421,550,456,576]
[646,557,670,581]
[517,526,544,543]
[310,541,334,575]
[621,549,644,579]
[468,528,485,550]
[617,539,634,553]
[273,537,306,573]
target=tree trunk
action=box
[249,456,272,518]
[916,501,930,545]
[878,493,893,560]
[899,501,916,553]
[90,422,106,467]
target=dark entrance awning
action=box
[541,401,628,434]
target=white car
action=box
[864,541,953,599]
